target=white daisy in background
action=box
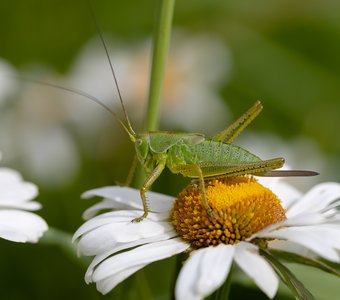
[238,132,338,191]
[0,32,230,186]
[0,59,81,188]
[73,176,340,299]
[68,30,231,134]
[0,59,17,106]
[0,152,48,243]
[0,109,80,188]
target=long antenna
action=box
[86,0,135,135]
[14,75,133,138]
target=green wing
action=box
[148,132,205,153]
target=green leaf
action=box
[260,249,316,300]
[269,249,340,277]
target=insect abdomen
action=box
[189,140,261,164]
[166,140,261,174]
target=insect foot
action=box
[206,205,221,223]
[131,212,148,223]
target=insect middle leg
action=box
[116,154,138,187]
[174,157,285,221]
[124,154,138,186]
[192,164,220,222]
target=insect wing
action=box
[148,132,205,153]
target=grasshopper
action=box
[119,100,318,222]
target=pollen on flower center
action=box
[170,176,286,248]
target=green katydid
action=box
[119,100,318,222]
[19,4,318,223]
[24,72,318,224]
[72,12,318,223]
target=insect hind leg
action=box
[205,158,285,178]
[174,158,285,222]
[212,101,263,143]
[190,165,221,223]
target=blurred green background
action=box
[0,0,340,299]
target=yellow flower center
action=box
[170,176,286,248]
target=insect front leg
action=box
[212,101,263,143]
[132,157,166,223]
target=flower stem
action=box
[145,0,175,131]
[133,0,175,188]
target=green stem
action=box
[133,0,175,188]
[145,0,176,131]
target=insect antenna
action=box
[13,75,133,139]
[86,0,135,137]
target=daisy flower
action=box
[0,32,230,187]
[68,31,230,134]
[0,153,48,243]
[0,72,81,188]
[0,59,17,105]
[73,176,340,299]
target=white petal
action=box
[0,167,22,183]
[92,238,189,287]
[0,181,38,203]
[287,182,340,217]
[254,211,337,240]
[96,265,146,294]
[73,210,138,241]
[256,176,280,187]
[176,244,235,300]
[259,227,340,262]
[85,232,177,283]
[268,240,313,258]
[323,199,340,215]
[0,200,41,211]
[0,210,48,243]
[82,186,174,213]
[257,178,302,209]
[73,210,168,242]
[77,219,173,256]
[307,226,340,249]
[281,213,326,226]
[234,242,278,299]
[82,199,121,220]
[254,213,328,241]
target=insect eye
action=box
[136,139,143,146]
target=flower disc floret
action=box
[171,176,286,248]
